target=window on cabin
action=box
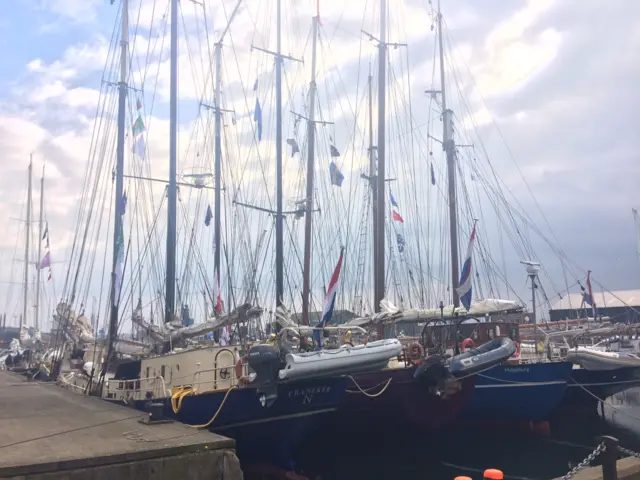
[160,365,166,379]
[488,328,495,339]
[509,327,518,340]
[146,367,150,379]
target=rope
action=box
[170,385,197,414]
[567,377,640,423]
[170,385,237,429]
[346,375,392,398]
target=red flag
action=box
[47,270,52,281]
[392,210,404,223]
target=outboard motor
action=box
[247,344,281,407]
[413,354,448,393]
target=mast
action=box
[35,165,44,330]
[275,0,284,308]
[301,16,319,325]
[368,65,378,310]
[101,0,128,386]
[437,0,460,306]
[22,156,33,329]
[373,0,386,313]
[214,0,242,314]
[165,0,178,323]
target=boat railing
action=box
[108,375,169,400]
[192,362,241,392]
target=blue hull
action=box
[111,376,347,467]
[560,366,640,413]
[458,361,574,422]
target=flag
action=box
[330,145,340,157]
[133,135,146,159]
[582,270,597,318]
[430,163,436,185]
[329,162,344,187]
[136,98,142,110]
[396,233,405,253]
[132,115,145,136]
[42,222,48,240]
[313,248,345,348]
[213,269,222,314]
[47,270,52,281]
[392,210,404,223]
[456,221,478,310]
[286,138,300,157]
[254,98,262,141]
[38,251,51,270]
[204,205,212,226]
[253,78,258,91]
[390,192,399,208]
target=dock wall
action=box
[0,448,243,480]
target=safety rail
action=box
[192,363,242,392]
[107,375,168,401]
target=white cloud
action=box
[40,0,103,23]
[2,0,638,329]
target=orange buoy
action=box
[454,477,473,480]
[483,469,504,480]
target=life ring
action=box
[235,354,248,380]
[406,342,424,366]
[512,341,521,358]
[460,338,475,351]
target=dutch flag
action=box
[313,248,345,349]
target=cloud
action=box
[1,0,638,330]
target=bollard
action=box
[483,469,504,480]
[599,436,619,480]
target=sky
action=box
[1,0,639,329]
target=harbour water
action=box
[295,389,640,480]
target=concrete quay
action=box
[0,370,243,479]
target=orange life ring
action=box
[460,338,475,350]
[406,342,424,366]
[235,354,248,380]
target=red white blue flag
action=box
[456,221,477,310]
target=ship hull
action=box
[109,375,347,467]
[457,361,573,423]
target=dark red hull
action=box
[335,366,476,431]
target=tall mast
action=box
[214,0,242,312]
[437,0,460,306]
[35,165,45,330]
[373,0,387,313]
[22,156,33,329]
[368,65,378,309]
[301,16,319,325]
[274,0,284,307]
[165,0,178,322]
[104,0,128,380]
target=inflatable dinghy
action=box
[278,339,403,381]
[446,337,516,377]
[565,347,640,371]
